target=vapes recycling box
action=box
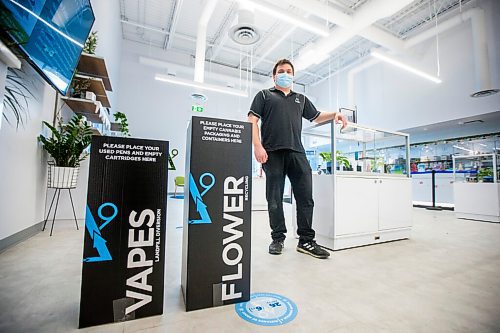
[182,116,252,311]
[79,136,168,328]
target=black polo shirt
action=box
[248,87,320,153]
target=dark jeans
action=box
[262,149,315,243]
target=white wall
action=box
[50,0,124,221]
[0,0,123,241]
[117,40,267,191]
[309,0,500,132]
[0,66,56,240]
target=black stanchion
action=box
[426,170,443,211]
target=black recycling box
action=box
[181,116,252,311]
[79,136,168,328]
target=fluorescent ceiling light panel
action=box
[240,0,329,37]
[155,74,248,97]
[371,51,442,84]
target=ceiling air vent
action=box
[470,89,500,98]
[229,4,260,46]
[230,25,260,45]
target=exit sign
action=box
[192,105,204,113]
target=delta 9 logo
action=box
[188,172,215,224]
[83,203,118,262]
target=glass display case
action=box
[302,121,410,178]
[452,153,499,183]
[296,121,413,250]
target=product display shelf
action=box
[73,74,111,108]
[77,53,113,91]
[295,121,412,250]
[452,153,500,222]
[61,97,102,123]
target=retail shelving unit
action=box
[453,154,500,222]
[294,122,412,250]
[61,53,113,136]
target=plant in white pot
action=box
[38,115,93,188]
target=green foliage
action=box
[83,31,98,54]
[113,111,130,136]
[3,67,36,129]
[319,152,332,162]
[336,151,351,169]
[477,167,493,181]
[38,115,93,167]
[319,151,351,169]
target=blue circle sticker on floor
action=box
[235,293,298,326]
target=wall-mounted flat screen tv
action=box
[0,0,95,95]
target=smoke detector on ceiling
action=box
[229,5,260,46]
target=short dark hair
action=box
[272,59,294,76]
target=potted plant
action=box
[38,114,93,188]
[112,111,130,136]
[319,151,351,173]
[83,31,98,55]
[477,167,493,183]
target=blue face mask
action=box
[275,73,293,88]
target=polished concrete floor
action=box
[0,200,499,333]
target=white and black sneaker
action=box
[297,241,330,259]
[269,240,284,255]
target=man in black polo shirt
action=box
[248,58,347,259]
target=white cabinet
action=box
[378,178,412,230]
[293,175,412,250]
[454,183,500,222]
[411,172,455,207]
[335,177,379,235]
[336,176,411,234]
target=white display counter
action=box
[252,176,267,211]
[294,121,413,251]
[454,183,500,222]
[293,173,412,250]
[412,172,458,207]
[453,153,500,223]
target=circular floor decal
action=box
[235,292,298,326]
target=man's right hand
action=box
[254,145,268,164]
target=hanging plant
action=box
[2,67,36,129]
[83,31,98,54]
[113,111,130,136]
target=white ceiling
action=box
[119,0,476,86]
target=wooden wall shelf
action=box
[77,53,112,91]
[73,74,111,108]
[61,97,102,123]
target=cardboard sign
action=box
[181,116,252,311]
[79,136,168,328]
